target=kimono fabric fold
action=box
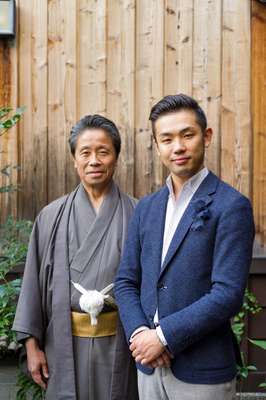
[13,182,138,400]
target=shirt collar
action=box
[166,167,209,201]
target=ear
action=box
[204,128,213,148]
[73,156,78,169]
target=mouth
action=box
[86,171,104,176]
[171,157,190,165]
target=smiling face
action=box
[154,110,212,187]
[73,128,117,192]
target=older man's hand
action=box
[25,337,49,389]
[130,329,168,365]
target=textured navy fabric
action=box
[115,172,255,384]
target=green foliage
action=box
[249,339,266,390]
[16,372,44,400]
[232,288,262,345]
[0,106,41,398]
[249,339,266,351]
[0,107,25,136]
[0,106,24,193]
[0,217,32,356]
[232,289,266,388]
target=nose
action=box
[173,138,186,153]
[88,153,101,166]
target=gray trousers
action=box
[138,368,236,400]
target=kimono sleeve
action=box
[12,216,45,345]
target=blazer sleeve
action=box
[159,196,255,356]
[115,202,150,342]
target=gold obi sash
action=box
[71,310,118,338]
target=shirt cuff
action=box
[130,326,149,342]
[156,326,168,346]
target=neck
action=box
[171,175,187,198]
[82,181,112,212]
[171,166,205,198]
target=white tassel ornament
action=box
[71,282,114,326]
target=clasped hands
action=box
[129,329,173,368]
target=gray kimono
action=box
[13,182,138,400]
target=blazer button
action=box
[157,282,167,290]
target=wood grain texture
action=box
[221,0,252,197]
[78,0,107,117]
[134,0,154,197]
[165,0,193,96]
[205,0,222,175]
[17,0,35,219]
[0,35,18,222]
[0,0,258,240]
[107,0,135,195]
[47,0,67,202]
[193,0,222,176]
[252,0,266,250]
[65,0,79,193]
[152,0,165,192]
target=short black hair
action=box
[149,94,207,137]
[69,114,121,158]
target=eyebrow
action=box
[79,145,110,151]
[158,127,195,136]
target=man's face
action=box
[73,128,117,191]
[154,110,212,184]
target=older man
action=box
[13,115,138,400]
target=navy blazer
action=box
[115,172,255,384]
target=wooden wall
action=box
[252,0,266,252]
[0,0,265,251]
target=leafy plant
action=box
[0,107,25,137]
[232,289,262,345]
[232,289,266,389]
[232,289,261,381]
[16,372,45,400]
[0,106,43,397]
[0,217,32,357]
[0,106,24,194]
[248,339,266,389]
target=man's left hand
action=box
[129,329,164,365]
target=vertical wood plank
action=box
[135,0,165,198]
[192,0,222,175]
[0,41,10,221]
[65,0,79,193]
[221,0,251,197]
[47,0,66,202]
[107,0,135,195]
[164,0,193,96]
[252,0,266,250]
[17,0,34,219]
[78,0,107,117]
[151,0,165,191]
[31,0,48,214]
[0,33,18,222]
[135,0,153,197]
[18,0,48,219]
[205,0,222,175]
[7,23,19,220]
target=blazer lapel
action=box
[160,172,219,277]
[149,186,169,278]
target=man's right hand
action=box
[25,337,49,389]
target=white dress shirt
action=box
[131,167,209,346]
